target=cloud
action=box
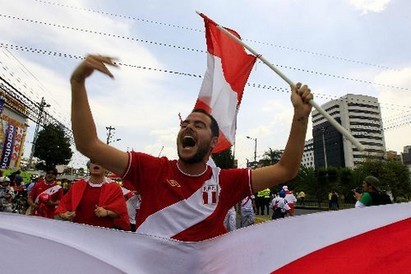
[374,67,411,152]
[2,0,411,169]
[349,0,391,14]
[374,67,411,109]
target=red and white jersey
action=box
[122,152,252,241]
[270,195,281,209]
[284,190,297,204]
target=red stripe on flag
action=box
[194,98,232,153]
[273,218,411,274]
[212,130,231,153]
[196,13,256,153]
[194,98,212,114]
[202,15,256,103]
[202,15,256,105]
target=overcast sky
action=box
[1,0,410,168]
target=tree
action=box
[314,168,331,206]
[212,148,235,169]
[260,148,282,166]
[33,123,73,170]
[339,167,356,203]
[296,166,316,193]
[353,159,411,202]
[383,161,411,201]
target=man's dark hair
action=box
[46,167,58,175]
[192,109,220,138]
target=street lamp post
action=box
[246,136,257,164]
[321,127,328,169]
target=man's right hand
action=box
[60,211,76,221]
[70,55,118,84]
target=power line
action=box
[32,0,397,71]
[1,41,409,95]
[1,42,409,130]
[0,14,205,54]
[0,75,74,143]
[33,0,203,33]
[0,14,407,92]
[0,49,71,127]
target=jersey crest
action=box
[202,184,218,205]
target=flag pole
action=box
[205,17,364,151]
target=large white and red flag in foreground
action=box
[195,13,257,153]
[1,203,411,273]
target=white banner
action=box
[1,203,410,273]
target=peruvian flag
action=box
[1,203,411,273]
[195,13,257,153]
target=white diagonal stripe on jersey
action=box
[136,167,221,238]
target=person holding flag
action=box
[70,16,313,241]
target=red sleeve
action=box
[122,151,166,194]
[50,187,64,202]
[55,188,74,216]
[57,188,64,200]
[29,183,40,200]
[100,183,130,231]
[219,168,252,208]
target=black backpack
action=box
[370,191,392,205]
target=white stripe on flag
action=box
[198,53,239,145]
[195,14,256,153]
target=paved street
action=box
[253,207,325,224]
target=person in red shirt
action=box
[70,55,312,241]
[55,160,130,231]
[28,167,63,218]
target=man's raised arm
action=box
[71,55,128,176]
[252,83,313,192]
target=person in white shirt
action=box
[283,185,297,215]
[240,195,255,227]
[271,190,290,219]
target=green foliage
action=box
[260,148,282,166]
[295,166,314,197]
[384,161,411,201]
[256,149,411,204]
[294,159,411,204]
[33,123,73,170]
[2,169,35,183]
[339,167,357,203]
[354,159,411,202]
[212,148,234,169]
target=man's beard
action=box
[178,143,210,164]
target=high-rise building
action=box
[312,94,386,168]
[401,145,411,172]
[301,139,314,168]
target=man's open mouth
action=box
[182,136,196,148]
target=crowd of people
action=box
[0,164,141,232]
[0,162,390,236]
[0,164,300,233]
